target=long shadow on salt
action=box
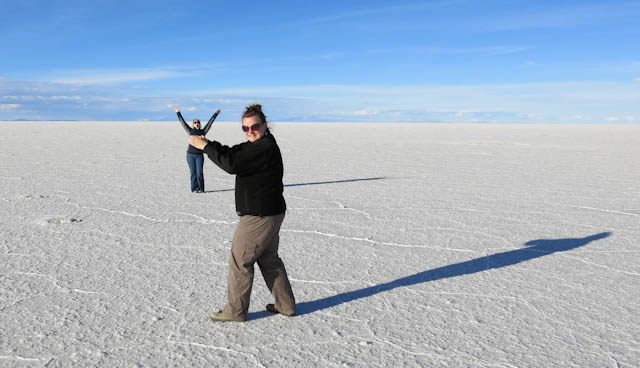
[204,177,387,193]
[252,232,611,319]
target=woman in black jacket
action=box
[174,106,220,192]
[189,104,296,322]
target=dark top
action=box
[177,111,219,154]
[203,131,287,217]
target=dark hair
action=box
[242,104,267,125]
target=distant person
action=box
[174,106,220,193]
[189,104,296,322]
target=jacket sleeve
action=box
[203,139,272,176]
[203,111,219,135]
[177,112,190,134]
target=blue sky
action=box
[1,0,639,122]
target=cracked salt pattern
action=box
[1,122,639,367]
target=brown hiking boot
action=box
[266,304,296,316]
[209,311,244,322]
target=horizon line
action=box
[2,120,639,125]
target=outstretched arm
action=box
[203,109,220,135]
[174,106,190,134]
[201,139,273,175]
[189,135,209,151]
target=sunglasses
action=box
[242,122,262,132]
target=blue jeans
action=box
[186,153,204,192]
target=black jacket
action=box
[203,132,286,216]
[177,111,219,154]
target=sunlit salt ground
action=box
[1,121,639,367]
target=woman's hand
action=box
[189,135,208,150]
[215,109,221,114]
[174,106,180,113]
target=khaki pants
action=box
[221,213,296,320]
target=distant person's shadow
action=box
[248,232,611,319]
[204,177,387,193]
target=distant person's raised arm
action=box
[174,106,190,134]
[203,109,221,135]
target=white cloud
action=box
[568,115,591,121]
[287,1,640,34]
[288,1,459,28]
[367,46,529,56]
[43,68,190,85]
[2,76,639,122]
[185,80,640,123]
[352,109,379,116]
[605,116,636,122]
[483,3,640,31]
[199,81,640,105]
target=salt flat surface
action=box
[1,122,639,367]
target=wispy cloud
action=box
[483,2,640,31]
[606,115,636,122]
[38,67,195,85]
[194,80,640,123]
[366,46,529,56]
[352,108,381,116]
[280,1,640,35]
[195,80,639,98]
[2,77,639,123]
[286,0,467,28]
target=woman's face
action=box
[193,120,201,129]
[242,115,266,143]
